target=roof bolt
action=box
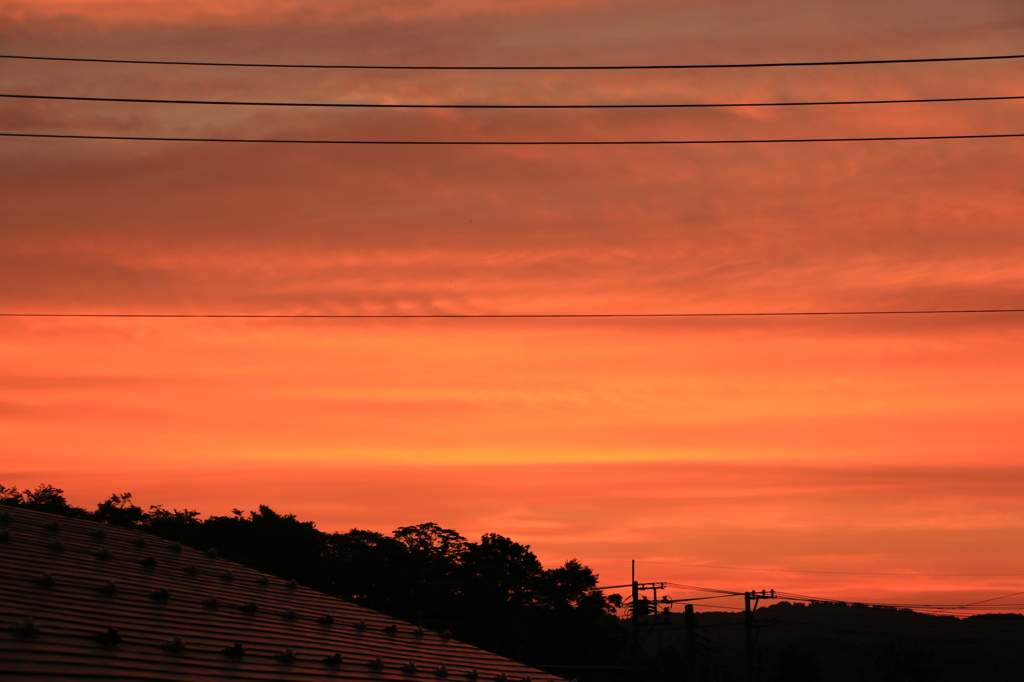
[256,575,270,587]
[140,556,158,568]
[353,619,368,631]
[46,539,65,552]
[493,674,508,682]
[465,669,479,680]
[95,547,113,561]
[317,614,334,626]
[161,636,186,654]
[221,642,245,658]
[433,665,449,677]
[441,629,452,639]
[413,626,425,637]
[239,601,259,614]
[401,661,418,674]
[132,537,147,547]
[0,528,12,543]
[322,653,344,666]
[368,656,385,670]
[281,609,298,621]
[148,588,171,602]
[90,528,107,541]
[220,570,234,582]
[205,548,218,559]
[46,520,62,533]
[32,572,56,587]
[285,579,297,590]
[169,541,182,552]
[201,597,220,609]
[94,627,122,647]
[183,564,198,576]
[11,617,40,637]
[98,581,119,595]
[275,648,297,663]
[382,624,398,635]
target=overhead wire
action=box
[690,604,746,612]
[749,609,1014,624]
[962,590,1024,606]
[6,53,1020,143]
[664,583,746,596]
[5,132,1024,145]
[5,92,1024,109]
[770,590,1021,612]
[3,52,1023,69]
[619,582,1024,616]
[636,560,1024,577]
[2,309,1024,319]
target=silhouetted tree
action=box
[322,529,415,612]
[457,534,546,655]
[539,558,602,610]
[144,505,203,544]
[394,522,469,562]
[464,533,544,608]
[93,492,146,527]
[0,482,625,673]
[202,505,324,584]
[0,484,22,506]
[530,559,619,666]
[21,484,86,517]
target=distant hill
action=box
[632,600,1024,681]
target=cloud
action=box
[3,0,1024,610]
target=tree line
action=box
[0,483,624,669]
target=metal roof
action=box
[0,506,565,682]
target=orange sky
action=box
[2,0,1024,613]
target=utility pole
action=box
[602,569,774,680]
[624,562,667,657]
[744,591,753,682]
[684,603,696,681]
[631,560,638,654]
[744,590,776,682]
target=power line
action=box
[771,590,1016,611]
[638,560,1024,577]
[690,603,745,612]
[2,309,1024,320]
[5,132,1024,145]
[664,583,746,596]
[5,92,1024,109]
[612,579,1024,616]
[3,52,1023,70]
[964,590,1024,606]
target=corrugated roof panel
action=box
[0,507,564,682]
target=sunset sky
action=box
[3,0,1024,613]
